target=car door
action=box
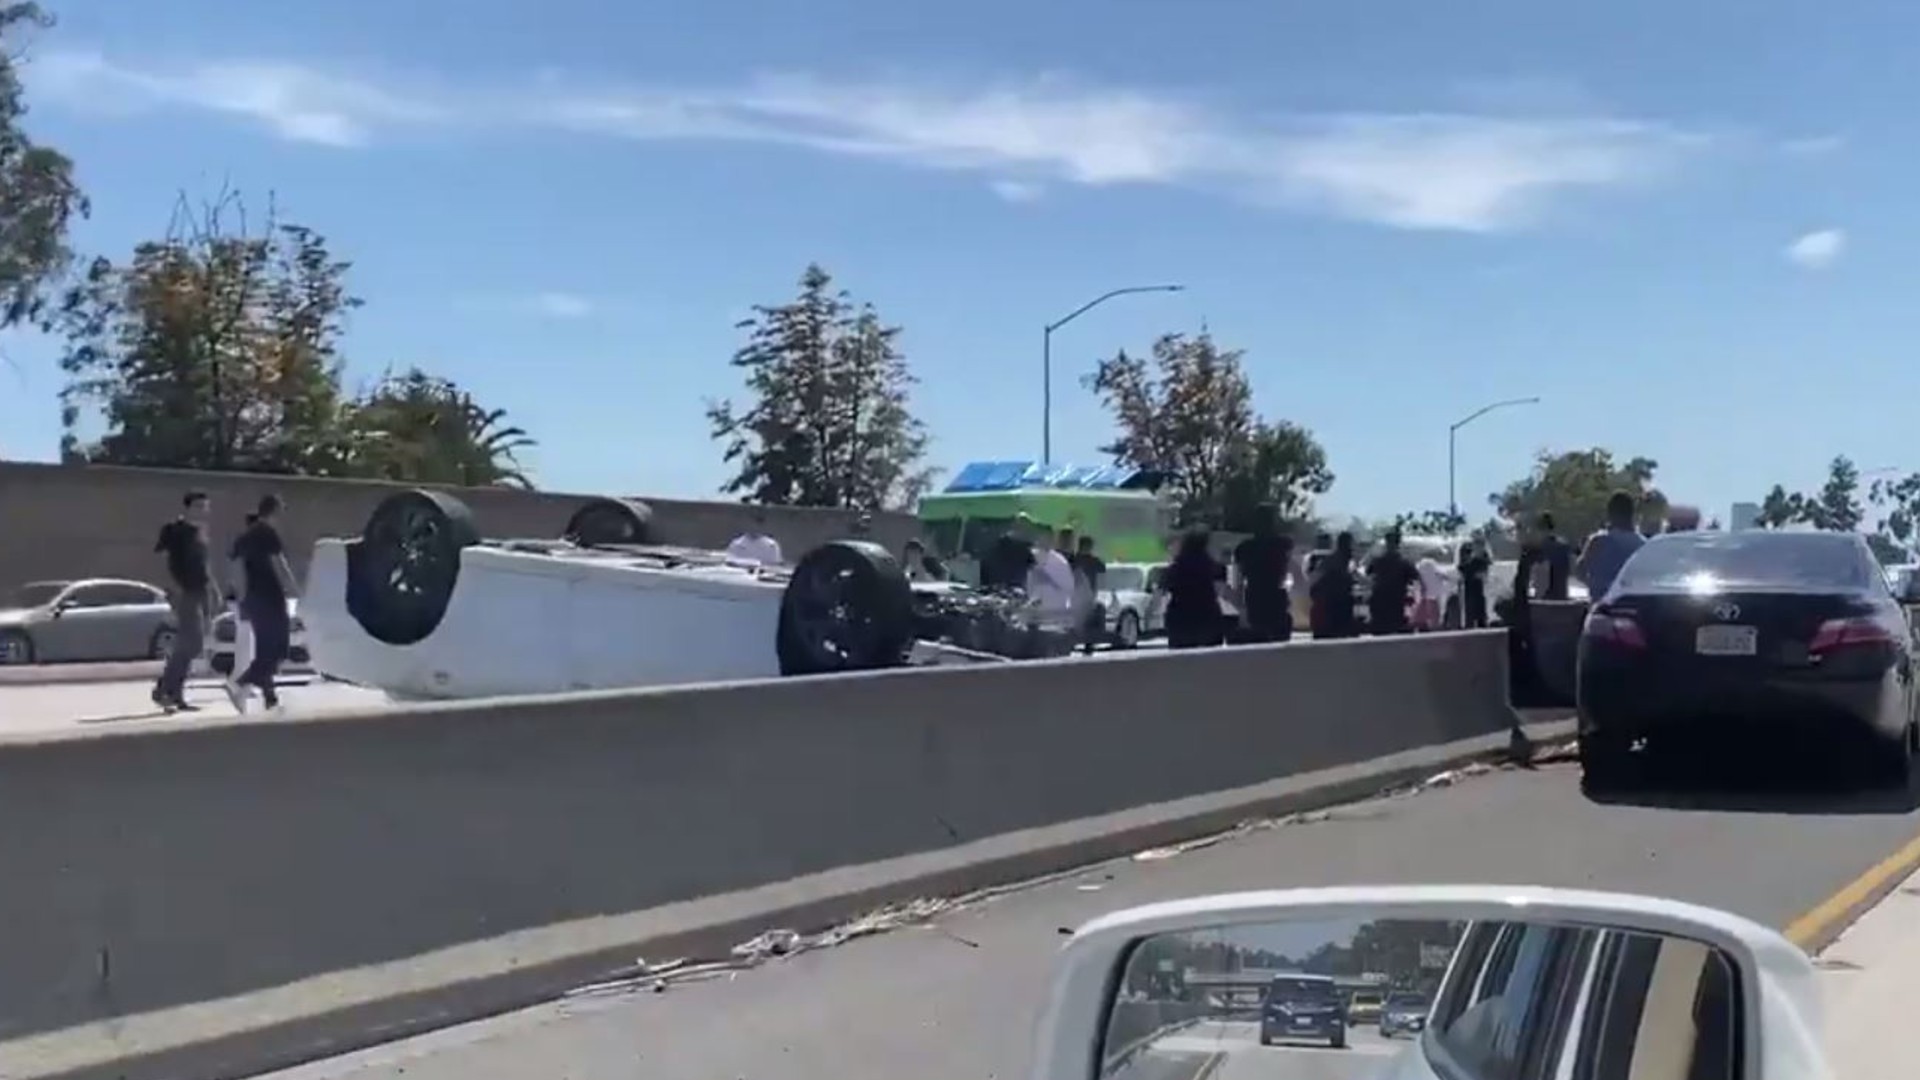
[35,583,129,661]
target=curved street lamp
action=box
[1042,284,1185,463]
[1449,396,1542,518]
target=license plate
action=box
[1294,1017,1312,1027]
[1696,625,1758,656]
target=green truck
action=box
[917,461,1175,568]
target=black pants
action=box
[239,596,290,691]
[1463,587,1488,629]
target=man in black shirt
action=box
[1070,534,1107,655]
[229,493,299,712]
[981,514,1037,592]
[151,490,218,712]
[1232,503,1298,643]
[1366,530,1419,635]
[1533,513,1573,601]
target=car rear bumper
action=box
[1260,1015,1344,1042]
[1578,649,1907,743]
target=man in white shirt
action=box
[1026,527,1078,625]
[724,511,784,566]
[1414,554,1447,631]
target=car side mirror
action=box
[1031,886,1827,1080]
[51,598,76,615]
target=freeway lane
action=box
[1138,1022,1403,1080]
[257,756,1920,1080]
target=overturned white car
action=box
[303,490,1028,701]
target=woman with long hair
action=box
[1160,528,1227,649]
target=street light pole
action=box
[1042,284,1185,463]
[1448,396,1542,519]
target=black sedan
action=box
[1577,530,1920,789]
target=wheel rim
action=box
[786,555,879,667]
[153,628,175,658]
[0,636,25,664]
[361,498,464,642]
[1119,613,1139,645]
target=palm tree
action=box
[348,368,537,489]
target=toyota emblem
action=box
[1712,602,1741,621]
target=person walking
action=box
[1458,540,1491,629]
[1161,528,1227,649]
[151,490,218,713]
[1366,530,1420,635]
[1309,532,1360,639]
[228,494,300,713]
[1576,491,1648,602]
[1534,513,1574,601]
[1070,534,1108,655]
[1231,503,1301,644]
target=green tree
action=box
[54,191,360,473]
[1392,509,1469,536]
[0,3,86,330]
[1085,331,1334,527]
[708,263,934,510]
[1491,448,1667,541]
[345,368,537,488]
[1756,456,1865,532]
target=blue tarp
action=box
[941,460,1143,493]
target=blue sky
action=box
[0,0,1912,524]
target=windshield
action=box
[12,582,66,608]
[1266,978,1336,1002]
[1613,532,1876,592]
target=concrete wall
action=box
[1,630,1510,1075]
[0,461,921,592]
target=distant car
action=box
[1098,563,1162,649]
[1577,530,1920,790]
[0,578,175,665]
[1345,988,1385,1024]
[204,599,310,677]
[1257,974,1347,1049]
[1378,990,1432,1037]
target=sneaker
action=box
[173,700,202,713]
[150,687,178,714]
[223,680,250,714]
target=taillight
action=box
[1809,616,1897,655]
[1583,612,1647,649]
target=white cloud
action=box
[27,52,1718,232]
[1784,228,1846,270]
[988,179,1045,202]
[26,50,445,146]
[528,292,594,318]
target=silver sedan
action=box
[0,578,177,665]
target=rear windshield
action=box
[1614,532,1876,592]
[1386,993,1430,1008]
[1266,978,1336,1002]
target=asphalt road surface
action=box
[256,754,1920,1080]
[1132,1021,1402,1080]
[0,676,388,737]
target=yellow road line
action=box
[1783,829,1920,950]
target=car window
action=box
[1573,932,1740,1080]
[1107,567,1145,592]
[63,585,127,608]
[1615,532,1877,592]
[1430,922,1594,1080]
[98,584,163,606]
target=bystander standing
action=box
[151,490,219,713]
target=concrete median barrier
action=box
[0,630,1517,1080]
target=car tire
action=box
[563,497,656,547]
[0,628,34,665]
[347,489,482,647]
[1579,730,1638,792]
[777,540,915,676]
[1332,1035,1347,1050]
[148,625,175,660]
[1115,610,1141,650]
